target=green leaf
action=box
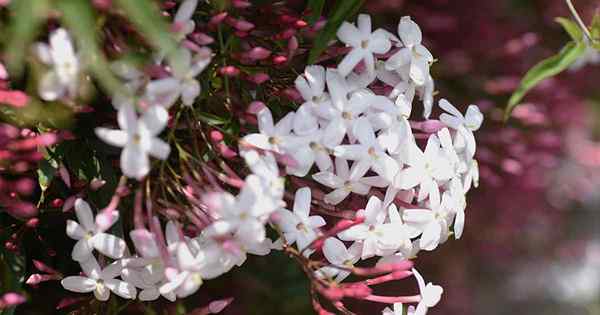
[37,158,57,193]
[505,41,586,121]
[306,0,325,25]
[4,0,50,76]
[307,0,365,64]
[590,13,600,48]
[114,0,181,70]
[555,17,583,42]
[57,0,124,96]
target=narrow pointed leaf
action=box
[505,41,585,121]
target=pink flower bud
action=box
[210,12,228,26]
[217,143,237,158]
[33,260,58,274]
[420,119,445,133]
[25,218,39,228]
[210,130,224,142]
[272,55,288,65]
[1,292,25,307]
[191,32,215,45]
[288,36,299,53]
[246,72,270,84]
[246,47,271,61]
[90,178,106,190]
[208,297,234,313]
[232,0,251,8]
[0,90,28,108]
[58,164,71,188]
[62,196,77,212]
[219,66,240,77]
[0,62,8,80]
[227,17,254,32]
[295,20,308,28]
[247,101,266,114]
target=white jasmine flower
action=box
[242,107,295,154]
[412,268,443,315]
[402,187,453,251]
[438,99,483,158]
[320,69,374,147]
[65,199,126,262]
[395,135,452,202]
[36,28,80,101]
[385,16,434,86]
[159,243,218,298]
[338,196,408,259]
[294,65,329,135]
[285,130,333,177]
[334,117,399,182]
[462,159,479,192]
[317,237,361,282]
[336,14,392,76]
[95,105,170,180]
[312,157,371,205]
[273,187,325,252]
[146,47,212,107]
[370,94,414,155]
[61,257,136,301]
[173,0,198,40]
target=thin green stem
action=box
[566,0,594,42]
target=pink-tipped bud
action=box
[295,20,308,28]
[90,178,106,191]
[191,32,215,45]
[1,292,25,307]
[247,101,266,114]
[26,273,58,285]
[25,218,39,228]
[210,12,228,26]
[0,90,28,108]
[246,73,270,84]
[227,18,255,32]
[288,36,299,53]
[62,196,77,212]
[0,62,8,80]
[341,283,372,299]
[272,55,288,65]
[58,164,71,188]
[219,66,240,77]
[232,0,251,8]
[246,47,271,61]
[420,119,445,133]
[217,143,238,159]
[210,130,224,142]
[208,297,234,313]
[33,260,58,274]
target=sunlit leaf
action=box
[555,17,583,42]
[307,0,364,64]
[4,0,50,76]
[505,41,585,121]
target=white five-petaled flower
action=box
[95,105,171,180]
[394,135,452,202]
[145,47,212,107]
[242,106,295,154]
[312,157,371,205]
[61,257,136,301]
[412,268,443,315]
[402,187,453,251]
[385,16,434,86]
[159,243,216,298]
[36,28,80,101]
[66,199,126,262]
[336,14,392,76]
[274,187,325,253]
[338,196,408,259]
[438,99,483,158]
[293,65,329,136]
[334,117,399,183]
[285,130,333,177]
[317,237,361,283]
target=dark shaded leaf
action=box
[306,0,325,25]
[307,0,364,64]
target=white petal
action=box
[105,278,137,299]
[293,187,312,219]
[95,128,128,148]
[38,71,65,101]
[322,118,347,148]
[386,48,412,71]
[454,209,465,239]
[323,237,349,265]
[72,239,94,262]
[91,233,126,259]
[120,145,150,180]
[182,80,200,106]
[357,14,372,37]
[337,49,365,77]
[175,0,198,22]
[66,220,85,240]
[419,222,441,251]
[398,16,422,47]
[312,172,344,189]
[257,107,275,135]
[117,104,138,133]
[324,188,351,205]
[148,138,171,160]
[130,229,159,258]
[61,276,96,293]
[336,22,361,47]
[139,288,160,301]
[141,106,169,135]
